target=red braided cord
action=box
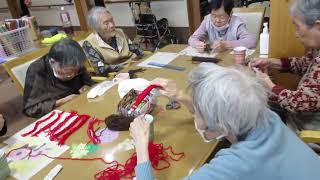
[57,115,91,145]
[48,111,77,140]
[32,111,64,137]
[21,111,56,137]
[50,114,83,141]
[48,111,78,141]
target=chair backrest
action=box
[233,6,266,43]
[139,14,157,24]
[2,47,49,95]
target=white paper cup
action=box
[233,46,247,64]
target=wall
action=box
[105,0,190,43]
[0,1,12,20]
[105,0,189,27]
[28,0,80,27]
[269,0,304,58]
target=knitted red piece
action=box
[21,111,56,137]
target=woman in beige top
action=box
[83,7,144,76]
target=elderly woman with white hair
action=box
[130,63,320,180]
[83,7,143,76]
[250,0,320,137]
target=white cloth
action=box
[117,78,150,98]
[87,81,115,99]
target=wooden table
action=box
[7,44,259,180]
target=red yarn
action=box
[94,141,185,180]
[50,114,85,141]
[21,111,56,137]
[57,115,91,145]
[130,85,161,111]
[32,111,64,137]
[48,111,77,138]
[87,118,104,144]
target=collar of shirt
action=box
[95,33,124,52]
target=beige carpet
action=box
[0,66,36,142]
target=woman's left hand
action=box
[252,67,276,89]
[212,41,229,52]
[79,85,90,94]
[130,116,150,163]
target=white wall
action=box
[29,0,80,26]
[28,0,190,28]
[106,0,189,27]
[0,0,12,21]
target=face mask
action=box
[52,67,61,79]
[50,63,78,81]
[194,120,225,143]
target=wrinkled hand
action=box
[212,41,228,52]
[130,115,150,149]
[249,58,271,73]
[252,67,275,89]
[151,78,179,99]
[79,85,90,94]
[56,94,78,107]
[195,41,205,53]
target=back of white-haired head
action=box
[290,0,320,27]
[189,63,271,138]
[87,7,111,32]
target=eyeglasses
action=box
[52,66,80,79]
[211,14,229,22]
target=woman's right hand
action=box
[0,114,5,130]
[195,41,205,53]
[55,94,78,107]
[151,78,179,99]
[249,58,271,73]
[250,58,283,72]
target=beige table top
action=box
[7,44,258,180]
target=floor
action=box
[0,66,36,142]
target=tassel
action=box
[21,111,56,137]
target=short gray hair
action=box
[87,7,111,32]
[290,0,320,27]
[189,63,271,138]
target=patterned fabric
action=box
[82,40,123,76]
[270,49,320,113]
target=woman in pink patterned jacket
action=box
[250,0,320,139]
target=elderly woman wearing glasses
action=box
[189,0,256,53]
[23,38,93,118]
[130,63,320,180]
[82,7,143,76]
